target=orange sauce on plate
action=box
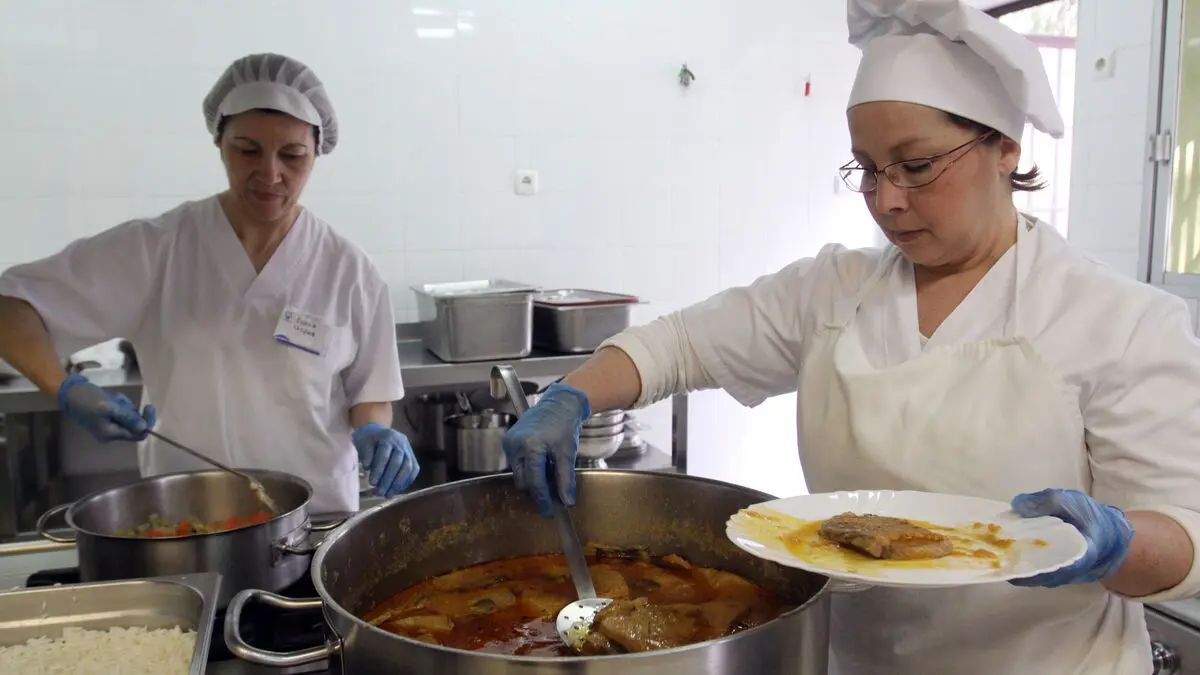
[735,509,1027,577]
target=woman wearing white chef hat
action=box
[503,0,1200,672]
[0,53,419,513]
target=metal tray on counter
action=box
[412,279,541,362]
[533,289,642,353]
[0,572,222,675]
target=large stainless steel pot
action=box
[35,469,343,607]
[225,470,831,674]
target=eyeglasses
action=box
[839,132,995,193]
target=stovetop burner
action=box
[25,568,333,674]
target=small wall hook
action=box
[679,63,696,87]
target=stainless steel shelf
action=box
[396,339,590,390]
[0,339,590,414]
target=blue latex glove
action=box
[501,383,592,517]
[352,423,420,498]
[1009,488,1135,588]
[57,373,156,442]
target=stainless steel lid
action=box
[413,279,539,298]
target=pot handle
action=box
[225,589,339,667]
[276,517,348,556]
[309,517,347,533]
[35,504,76,544]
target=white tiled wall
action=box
[1066,0,1158,277]
[1067,0,1200,338]
[1,0,879,498]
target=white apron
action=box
[797,220,1149,674]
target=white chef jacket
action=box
[607,216,1200,673]
[0,195,404,514]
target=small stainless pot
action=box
[400,392,465,454]
[444,411,516,474]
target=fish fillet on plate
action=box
[725,490,1088,589]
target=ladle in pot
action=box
[490,365,613,651]
[147,430,280,515]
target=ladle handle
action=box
[493,365,596,601]
[490,365,531,415]
[149,430,246,479]
[551,475,597,601]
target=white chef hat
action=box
[846,0,1065,141]
[202,53,338,155]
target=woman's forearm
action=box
[561,347,644,413]
[0,295,68,395]
[350,401,394,429]
[577,313,718,413]
[1103,510,1194,597]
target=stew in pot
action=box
[116,511,274,538]
[363,546,793,656]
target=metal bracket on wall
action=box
[1151,131,1174,164]
[678,63,696,88]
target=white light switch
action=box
[515,169,538,196]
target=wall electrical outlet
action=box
[515,170,539,196]
[1092,51,1117,81]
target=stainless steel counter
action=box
[0,339,591,414]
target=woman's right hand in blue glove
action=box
[502,383,592,517]
[57,373,156,442]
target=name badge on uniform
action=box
[274,308,326,356]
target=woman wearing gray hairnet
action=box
[0,53,419,513]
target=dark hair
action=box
[946,113,1046,193]
[214,108,319,147]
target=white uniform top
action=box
[0,195,404,514]
[607,217,1200,674]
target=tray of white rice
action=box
[0,572,221,675]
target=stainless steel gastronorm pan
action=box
[0,572,222,675]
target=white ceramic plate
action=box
[726,490,1088,589]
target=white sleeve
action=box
[1083,293,1200,602]
[0,221,162,356]
[342,277,404,406]
[602,313,719,409]
[603,243,868,409]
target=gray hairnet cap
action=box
[203,53,338,155]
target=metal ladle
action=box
[489,365,613,651]
[148,430,280,515]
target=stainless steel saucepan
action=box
[36,469,346,607]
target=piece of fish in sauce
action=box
[818,513,954,560]
[628,564,701,603]
[590,564,630,599]
[431,565,507,592]
[388,614,454,634]
[592,597,697,652]
[422,588,513,619]
[518,591,572,619]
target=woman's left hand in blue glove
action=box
[352,423,421,498]
[1008,488,1135,588]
